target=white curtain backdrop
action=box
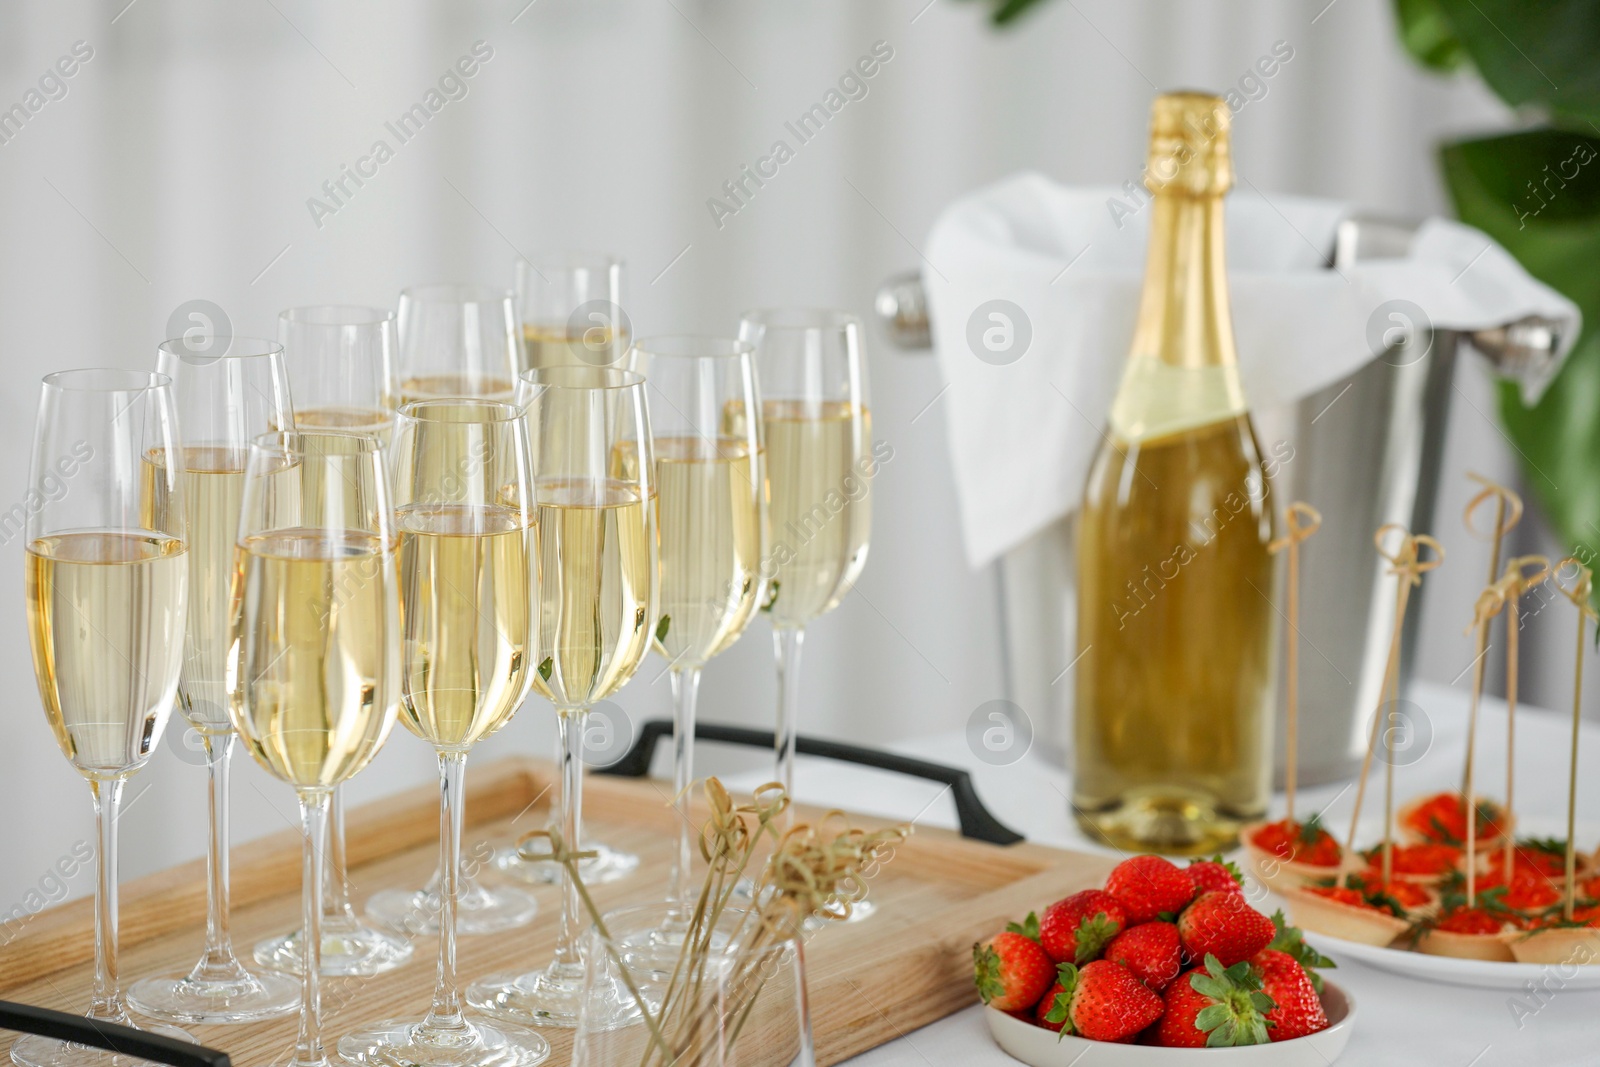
[0,0,1552,913]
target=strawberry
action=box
[1250,948,1328,1041]
[1040,960,1163,1042]
[1186,855,1245,896]
[1039,890,1127,964]
[1264,910,1335,994]
[1177,890,1277,967]
[1104,855,1197,925]
[1155,954,1275,1047]
[1104,921,1182,992]
[1033,981,1066,1032]
[973,921,1054,1012]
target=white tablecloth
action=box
[724,681,1600,1066]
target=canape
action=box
[1286,884,1410,947]
[1415,906,1515,961]
[1242,816,1347,890]
[1397,792,1511,850]
[1509,908,1600,965]
[1358,842,1461,887]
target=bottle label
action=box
[1108,360,1249,443]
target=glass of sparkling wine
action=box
[229,430,402,1067]
[253,306,413,979]
[627,336,766,933]
[367,284,539,937]
[735,311,872,809]
[515,253,628,371]
[341,400,549,1067]
[126,338,301,1024]
[16,369,195,1067]
[395,284,522,402]
[497,254,641,888]
[467,366,659,1029]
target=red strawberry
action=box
[1186,855,1245,896]
[1104,921,1182,992]
[1039,890,1127,964]
[1105,855,1197,924]
[973,922,1054,1012]
[1040,960,1163,1042]
[1034,981,1066,1032]
[1264,910,1335,993]
[1155,955,1275,1047]
[1177,891,1276,967]
[1251,948,1328,1041]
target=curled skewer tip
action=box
[1270,501,1322,554]
[1463,474,1524,540]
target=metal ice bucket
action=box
[876,216,1563,786]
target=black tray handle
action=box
[597,719,1024,846]
[0,1002,230,1067]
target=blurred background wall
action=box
[0,0,1555,911]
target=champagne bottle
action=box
[1073,92,1277,854]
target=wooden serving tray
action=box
[0,757,1114,1065]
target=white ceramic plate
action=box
[984,981,1356,1066]
[1300,930,1600,991]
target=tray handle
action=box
[0,1002,230,1067]
[598,720,1024,845]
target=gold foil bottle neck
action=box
[1145,91,1232,197]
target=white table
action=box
[725,681,1600,1066]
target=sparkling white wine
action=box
[27,531,188,777]
[1073,93,1276,854]
[400,374,515,404]
[521,323,629,371]
[650,436,763,667]
[230,529,398,788]
[530,479,657,709]
[296,405,394,445]
[396,503,537,747]
[143,446,245,731]
[761,400,870,626]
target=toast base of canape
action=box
[1240,821,1348,891]
[1285,886,1410,947]
[1509,926,1600,966]
[1415,927,1515,962]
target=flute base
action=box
[490,840,639,886]
[253,920,414,977]
[126,966,299,1024]
[11,1015,194,1067]
[465,965,616,1030]
[337,1019,549,1067]
[366,873,537,937]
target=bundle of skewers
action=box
[1241,479,1600,965]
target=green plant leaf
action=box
[655,613,671,644]
[1441,129,1600,610]
[1431,0,1600,124]
[1393,0,1468,72]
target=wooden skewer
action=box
[1347,526,1444,872]
[1496,557,1551,880]
[1270,502,1322,825]
[1461,475,1524,803]
[1553,559,1596,921]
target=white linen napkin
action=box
[923,172,1580,569]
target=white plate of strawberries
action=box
[973,855,1357,1063]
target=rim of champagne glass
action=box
[156,336,285,361]
[739,308,862,333]
[279,304,395,327]
[516,251,624,273]
[249,427,385,458]
[395,397,525,424]
[399,283,514,307]
[41,368,173,393]
[629,335,754,362]
[520,365,645,391]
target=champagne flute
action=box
[515,253,628,370]
[368,285,539,936]
[15,369,194,1067]
[230,430,402,1067]
[736,311,872,802]
[253,306,412,978]
[628,336,766,933]
[127,339,301,1024]
[341,400,549,1067]
[467,367,659,1028]
[496,255,639,888]
[396,284,521,402]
